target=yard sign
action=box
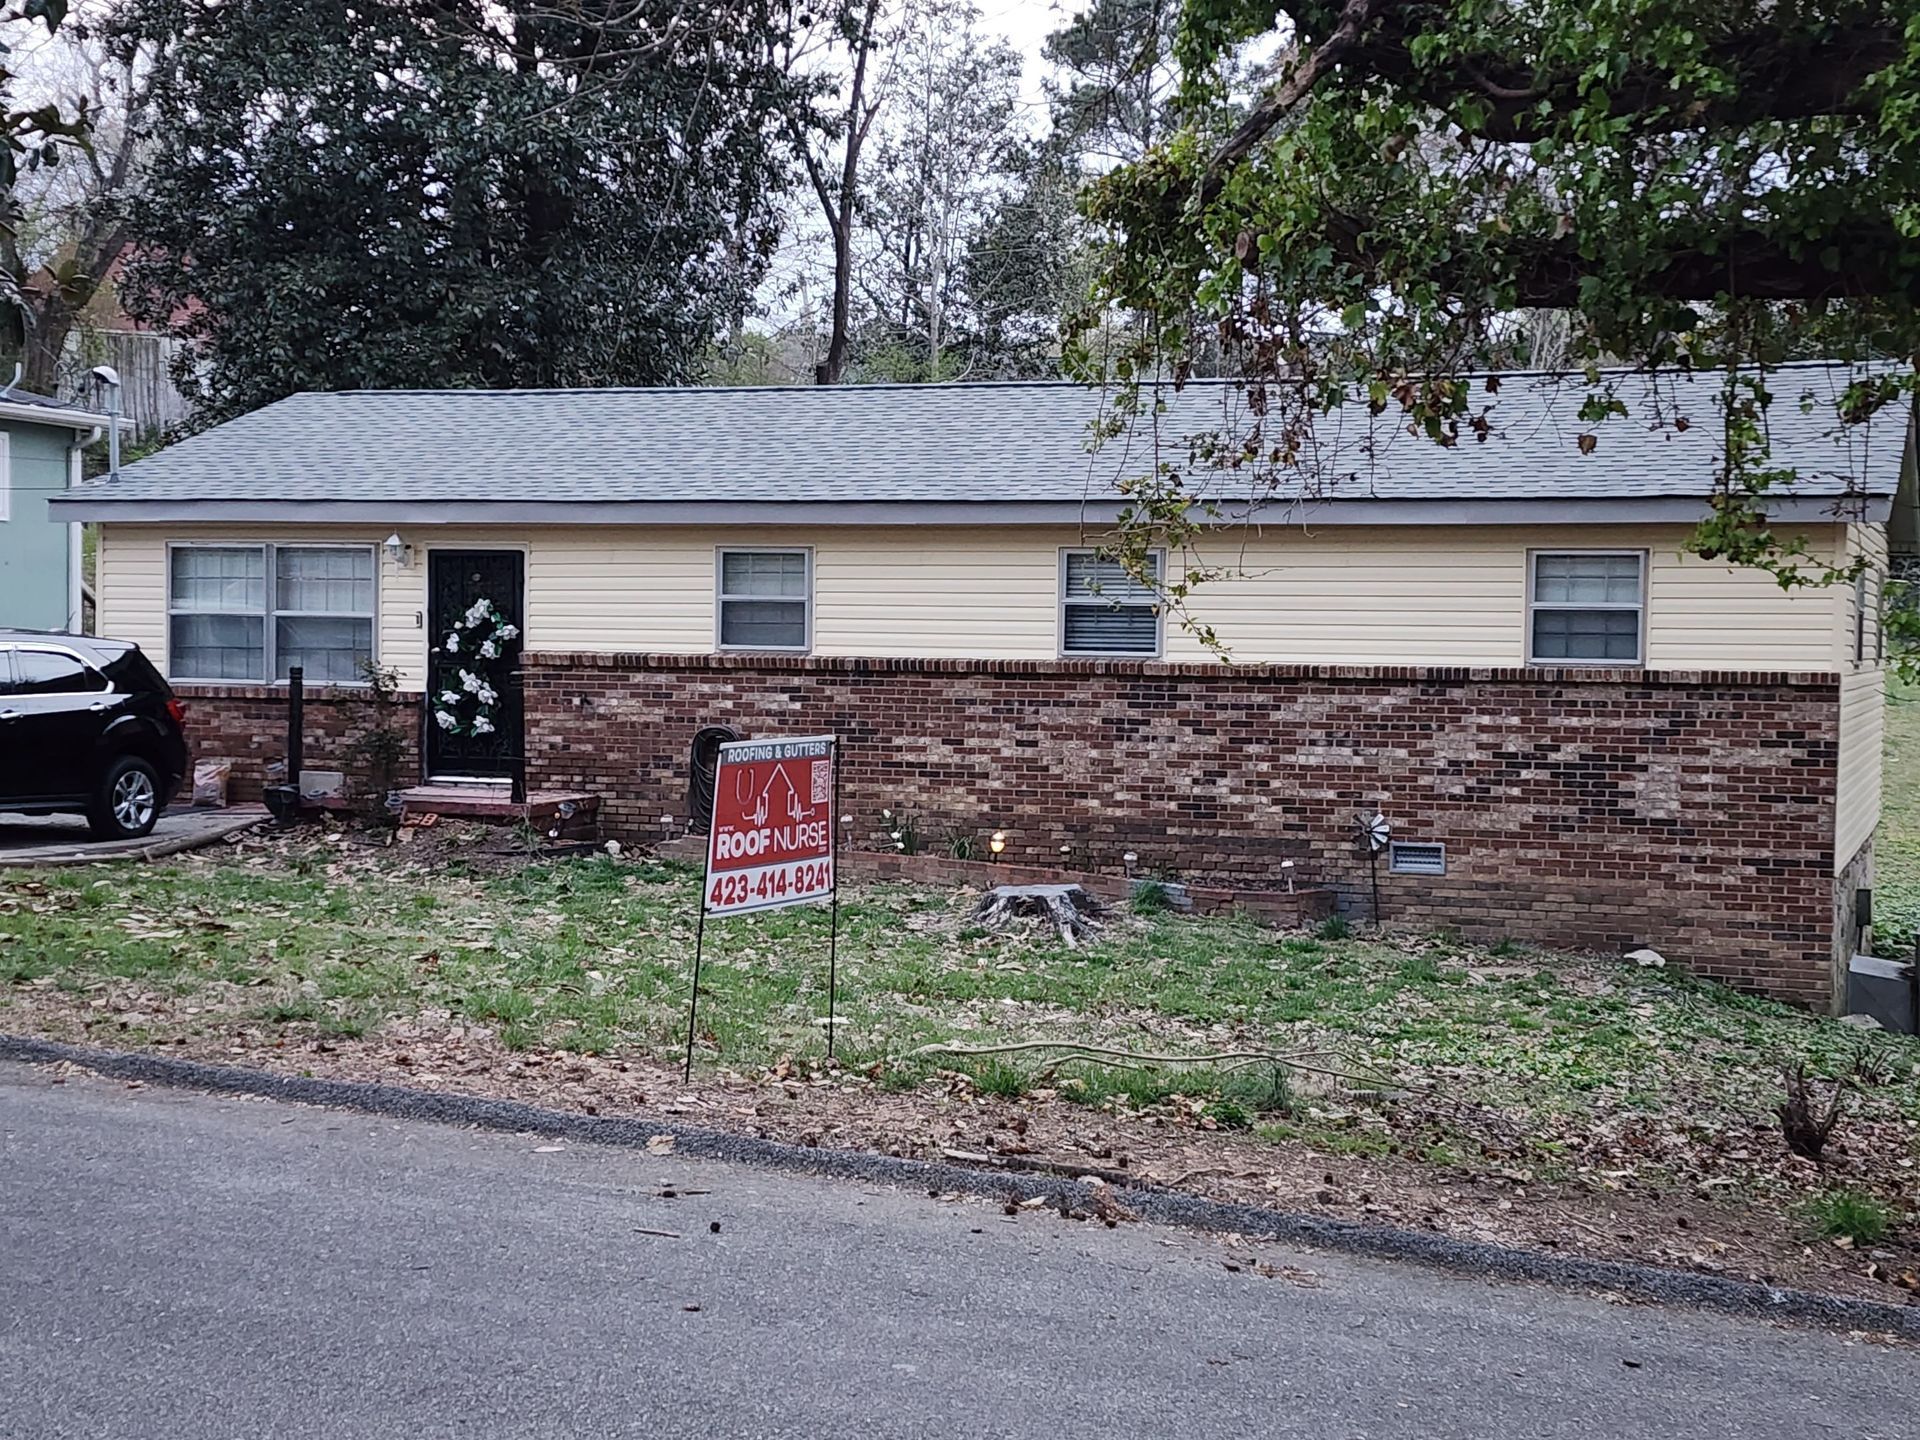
[703,735,836,915]
[685,734,841,1077]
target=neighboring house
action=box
[53,364,1917,1011]
[0,386,122,631]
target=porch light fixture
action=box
[383,532,413,568]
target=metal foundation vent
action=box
[1388,841,1446,876]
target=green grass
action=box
[1877,678,1920,956]
[5,832,1920,1201]
[1805,1187,1896,1245]
[966,1058,1031,1098]
[1129,880,1175,915]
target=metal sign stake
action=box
[826,741,841,1060]
[683,905,708,1082]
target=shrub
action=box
[1130,880,1174,915]
[1805,1188,1893,1245]
[968,1058,1029,1098]
[1398,954,1442,984]
[1316,915,1352,941]
[343,660,411,826]
[1203,1098,1253,1129]
[882,807,920,856]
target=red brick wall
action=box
[521,651,1846,1008]
[174,684,423,803]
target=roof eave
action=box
[0,399,131,433]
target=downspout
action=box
[66,423,103,635]
[75,366,124,635]
[93,365,122,479]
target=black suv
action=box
[0,631,190,840]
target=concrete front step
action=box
[398,786,600,841]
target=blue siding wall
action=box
[0,419,77,630]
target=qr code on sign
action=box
[811,759,831,805]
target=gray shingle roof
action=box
[58,363,1909,512]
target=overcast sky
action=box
[981,0,1069,100]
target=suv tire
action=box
[87,755,162,840]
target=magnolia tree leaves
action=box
[114,0,808,421]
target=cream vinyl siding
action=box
[97,520,1851,678]
[1163,523,1839,669]
[1835,667,1885,872]
[1832,522,1890,872]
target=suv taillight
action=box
[166,697,187,728]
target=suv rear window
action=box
[99,646,170,697]
[13,649,104,695]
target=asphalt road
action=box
[2,1061,1914,1439]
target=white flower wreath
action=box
[432,598,518,737]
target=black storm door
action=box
[426,550,525,779]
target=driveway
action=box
[0,806,264,867]
[1,1060,1912,1440]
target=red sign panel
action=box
[704,736,836,916]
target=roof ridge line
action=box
[269,359,1898,402]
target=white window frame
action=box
[166,540,379,684]
[1058,547,1166,659]
[0,430,11,522]
[714,546,813,654]
[1525,549,1647,668]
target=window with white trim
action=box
[716,548,810,651]
[1061,550,1162,656]
[1527,551,1645,665]
[168,544,375,682]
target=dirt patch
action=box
[12,985,1919,1309]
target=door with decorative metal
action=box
[425,550,525,779]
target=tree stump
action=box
[975,884,1103,948]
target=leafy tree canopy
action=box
[1076,0,1920,662]
[2,0,91,358]
[1045,0,1182,166]
[116,0,804,421]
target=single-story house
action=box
[52,363,1916,1010]
[0,385,122,630]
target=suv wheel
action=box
[88,756,162,840]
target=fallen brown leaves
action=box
[9,979,1919,1309]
